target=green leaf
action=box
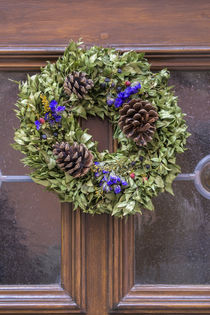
[81,133,92,143]
[47,158,56,170]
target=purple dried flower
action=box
[114,185,121,194]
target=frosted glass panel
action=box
[135,71,210,284]
[0,72,61,284]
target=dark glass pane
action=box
[0,72,61,284]
[135,71,210,284]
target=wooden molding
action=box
[61,204,86,311]
[115,284,210,314]
[0,285,79,314]
[0,45,210,70]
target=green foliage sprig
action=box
[13,40,189,217]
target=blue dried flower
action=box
[107,98,114,106]
[103,183,111,193]
[121,180,128,186]
[114,82,141,108]
[110,175,118,184]
[50,100,58,106]
[49,100,57,111]
[114,98,123,108]
[44,112,49,120]
[41,99,65,127]
[103,175,108,182]
[114,185,121,194]
[116,177,121,183]
[49,119,55,126]
[56,106,66,112]
[54,115,62,122]
[35,120,41,130]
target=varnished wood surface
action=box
[1,46,210,70]
[0,0,209,47]
[0,0,210,70]
[1,1,210,314]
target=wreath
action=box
[13,40,189,217]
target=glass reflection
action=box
[135,71,210,284]
[0,72,61,284]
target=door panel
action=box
[0,1,210,314]
[0,72,61,285]
[135,70,210,286]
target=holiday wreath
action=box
[13,40,189,217]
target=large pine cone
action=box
[118,98,158,146]
[63,71,94,99]
[53,142,93,178]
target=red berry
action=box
[39,118,45,124]
[130,173,135,179]
[143,176,148,182]
[125,81,131,86]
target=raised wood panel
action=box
[0,206,86,314]
[108,218,210,314]
[0,1,210,313]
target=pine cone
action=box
[118,98,158,146]
[53,142,93,178]
[63,71,94,99]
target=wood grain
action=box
[1,0,210,313]
[61,204,86,311]
[0,0,210,70]
[0,0,209,47]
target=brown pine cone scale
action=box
[118,99,158,146]
[53,142,93,178]
[64,71,94,99]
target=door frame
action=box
[0,45,210,314]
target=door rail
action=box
[1,155,210,199]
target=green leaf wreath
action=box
[13,40,189,217]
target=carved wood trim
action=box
[115,284,210,313]
[0,205,86,314]
[61,204,86,311]
[0,45,210,70]
[0,285,79,314]
[108,215,135,310]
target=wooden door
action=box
[0,1,210,314]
